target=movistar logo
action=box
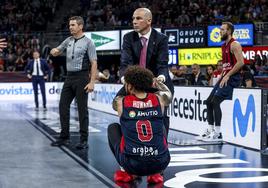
[91,33,114,47]
[233,95,255,137]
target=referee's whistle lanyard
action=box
[72,41,76,59]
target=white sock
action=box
[120,166,125,171]
[214,126,221,134]
[208,125,214,132]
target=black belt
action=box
[67,70,89,76]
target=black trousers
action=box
[206,92,224,126]
[107,123,122,158]
[206,74,240,127]
[32,76,46,108]
[59,72,89,141]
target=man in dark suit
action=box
[117,8,174,134]
[189,63,207,86]
[25,50,50,111]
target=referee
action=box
[50,16,97,149]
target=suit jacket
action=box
[25,58,50,76]
[120,28,174,94]
[189,73,208,86]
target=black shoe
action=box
[76,141,88,150]
[51,138,70,147]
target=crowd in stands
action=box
[95,53,265,88]
[0,34,41,72]
[0,0,61,80]
[249,54,268,76]
[0,0,61,33]
[58,0,268,30]
[67,0,268,30]
[95,55,262,89]
[168,55,265,88]
[0,0,268,84]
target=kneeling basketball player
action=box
[107,66,172,184]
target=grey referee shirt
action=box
[56,35,97,72]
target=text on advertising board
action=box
[168,49,178,65]
[165,27,206,47]
[242,46,268,64]
[167,89,207,122]
[178,48,222,65]
[208,24,253,46]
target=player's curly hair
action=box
[124,66,154,92]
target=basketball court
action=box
[2,99,268,188]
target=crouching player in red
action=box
[108,66,172,184]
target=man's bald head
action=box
[135,8,152,20]
[132,8,152,35]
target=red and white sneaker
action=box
[147,173,163,184]
[114,170,135,182]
